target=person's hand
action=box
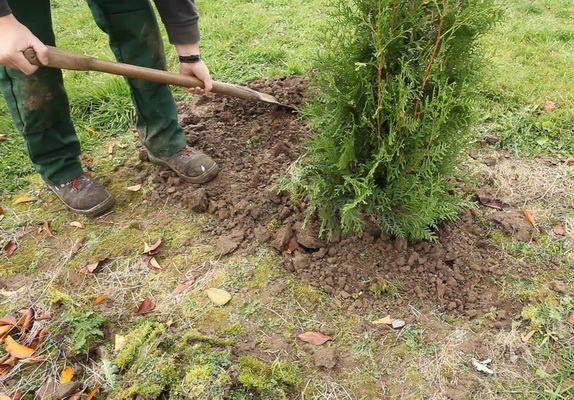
[0,14,48,75]
[179,60,213,95]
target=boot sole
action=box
[47,186,116,217]
[148,155,220,184]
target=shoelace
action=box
[180,147,192,157]
[68,172,91,189]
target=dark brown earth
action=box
[128,75,539,326]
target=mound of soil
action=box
[132,75,534,325]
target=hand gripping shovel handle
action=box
[24,46,293,109]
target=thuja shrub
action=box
[284,0,500,240]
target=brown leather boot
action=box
[44,173,115,217]
[148,146,219,184]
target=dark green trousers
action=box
[0,0,187,184]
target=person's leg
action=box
[86,0,219,183]
[0,0,83,185]
[0,0,115,216]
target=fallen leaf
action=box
[3,240,17,255]
[30,327,48,349]
[0,207,3,215]
[37,221,55,238]
[136,298,155,315]
[14,196,36,204]
[544,100,557,113]
[80,261,100,274]
[566,156,574,163]
[0,134,6,141]
[94,289,112,305]
[206,288,232,306]
[0,318,15,327]
[147,257,165,271]
[84,126,102,135]
[521,330,536,342]
[296,331,333,345]
[568,312,574,324]
[17,309,34,340]
[0,326,13,340]
[4,336,34,359]
[0,395,10,400]
[143,238,162,255]
[126,184,141,192]
[372,315,393,325]
[552,225,566,236]
[60,365,74,383]
[172,279,195,295]
[71,237,86,253]
[69,221,84,228]
[85,385,101,400]
[107,144,114,154]
[117,143,128,149]
[285,236,299,254]
[522,208,536,227]
[114,335,126,353]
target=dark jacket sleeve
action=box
[152,0,200,44]
[0,0,11,17]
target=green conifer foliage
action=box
[285,0,499,240]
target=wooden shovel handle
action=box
[23,46,274,102]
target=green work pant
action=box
[0,0,187,184]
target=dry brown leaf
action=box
[17,309,34,340]
[0,317,16,326]
[285,236,299,254]
[71,237,86,253]
[107,144,114,154]
[60,365,74,383]
[94,289,112,305]
[172,279,195,295]
[14,196,35,204]
[80,261,100,274]
[521,330,536,342]
[206,288,232,306]
[0,134,6,141]
[3,240,17,256]
[544,100,557,113]
[69,221,84,229]
[568,312,574,324]
[552,225,566,236]
[147,257,165,271]
[143,238,162,255]
[4,336,34,359]
[126,184,142,192]
[372,315,393,325]
[136,298,155,315]
[521,208,536,227]
[566,156,574,163]
[19,356,47,364]
[296,331,333,345]
[37,221,56,238]
[85,385,101,400]
[30,327,48,349]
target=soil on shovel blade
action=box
[132,75,535,326]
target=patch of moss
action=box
[114,319,166,369]
[238,355,300,398]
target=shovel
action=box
[24,46,295,110]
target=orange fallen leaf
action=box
[0,395,10,400]
[285,236,299,254]
[4,336,34,359]
[521,330,536,342]
[143,238,162,255]
[0,326,13,340]
[85,385,101,400]
[126,184,141,192]
[30,326,48,349]
[60,365,74,383]
[172,279,195,295]
[568,312,574,324]
[3,240,17,255]
[136,298,155,315]
[69,221,84,229]
[296,331,333,345]
[521,208,536,227]
[95,289,112,305]
[0,317,16,326]
[552,225,566,236]
[80,261,100,274]
[71,236,86,253]
[84,126,103,135]
[13,196,35,204]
